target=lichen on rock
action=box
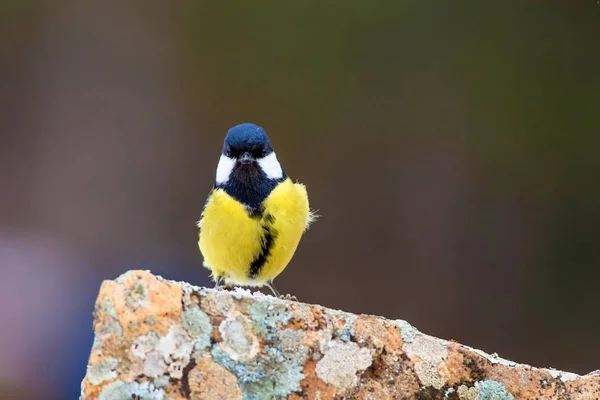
[315,340,372,388]
[80,270,600,400]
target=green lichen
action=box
[95,299,122,337]
[394,319,419,344]
[154,375,170,388]
[211,346,266,384]
[126,279,149,309]
[96,312,123,337]
[263,328,308,396]
[247,301,293,339]
[335,316,356,342]
[134,283,146,296]
[102,299,117,318]
[87,357,118,385]
[182,307,212,350]
[243,363,304,400]
[474,380,514,400]
[212,301,306,400]
[97,380,164,400]
[213,345,305,400]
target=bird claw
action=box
[279,294,298,301]
[214,281,235,291]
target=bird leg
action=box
[265,281,281,297]
[213,276,224,290]
[214,276,237,292]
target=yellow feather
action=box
[198,178,310,286]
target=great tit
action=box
[197,123,314,297]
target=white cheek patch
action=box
[258,152,283,180]
[215,155,235,184]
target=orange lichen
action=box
[81,271,600,400]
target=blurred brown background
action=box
[1,1,599,398]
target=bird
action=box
[197,123,315,298]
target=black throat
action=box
[216,164,286,214]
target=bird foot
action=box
[214,282,235,291]
[279,294,298,301]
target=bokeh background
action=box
[1,1,599,398]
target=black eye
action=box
[225,144,233,157]
[252,147,267,158]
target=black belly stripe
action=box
[249,213,278,279]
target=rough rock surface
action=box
[81,270,600,399]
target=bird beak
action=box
[238,152,255,165]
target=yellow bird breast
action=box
[198,178,311,286]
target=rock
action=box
[81,270,600,399]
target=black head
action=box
[215,123,286,210]
[223,123,274,164]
